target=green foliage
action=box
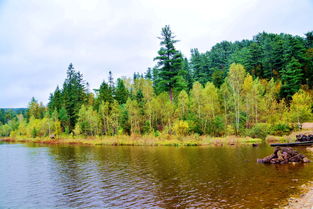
[0,124,12,136]
[289,89,313,124]
[247,123,271,139]
[96,81,114,106]
[62,63,87,131]
[0,108,27,124]
[173,120,189,136]
[280,57,303,99]
[115,78,129,104]
[48,86,62,113]
[227,63,246,134]
[207,116,225,136]
[75,105,99,136]
[190,48,211,85]
[126,98,142,134]
[3,28,313,140]
[118,104,130,135]
[187,32,310,97]
[27,97,45,119]
[154,25,187,100]
[98,100,120,135]
[270,123,293,136]
[177,90,189,120]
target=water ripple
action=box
[1,144,313,208]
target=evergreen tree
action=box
[145,68,153,80]
[154,25,187,100]
[247,42,262,77]
[108,71,114,89]
[209,41,235,70]
[59,107,70,133]
[97,81,114,105]
[48,86,62,113]
[305,31,313,48]
[182,58,193,90]
[211,68,226,88]
[62,63,87,131]
[280,57,303,99]
[133,72,143,80]
[115,78,129,104]
[190,48,210,85]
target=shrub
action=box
[207,116,225,136]
[270,123,293,136]
[173,120,189,136]
[0,124,12,136]
[247,123,271,139]
[154,130,160,137]
[226,125,235,136]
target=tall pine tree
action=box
[154,25,187,101]
[115,78,129,104]
[62,63,87,131]
[280,57,303,99]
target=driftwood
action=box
[271,141,313,147]
[257,147,310,164]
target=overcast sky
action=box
[0,0,312,108]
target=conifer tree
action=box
[59,106,70,133]
[97,81,114,105]
[280,57,303,99]
[145,68,153,80]
[48,86,62,113]
[62,63,87,131]
[154,25,187,100]
[115,78,129,104]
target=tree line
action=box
[1,26,312,138]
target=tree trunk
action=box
[169,88,173,102]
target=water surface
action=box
[1,143,313,208]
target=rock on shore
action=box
[296,134,313,142]
[257,147,310,164]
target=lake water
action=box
[1,142,313,208]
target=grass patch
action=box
[1,134,263,147]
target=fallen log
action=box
[271,141,313,147]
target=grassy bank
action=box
[0,134,265,146]
[3,128,310,146]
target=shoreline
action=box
[0,135,265,146]
[283,181,313,209]
[2,128,310,147]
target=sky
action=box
[0,0,312,108]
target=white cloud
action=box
[0,0,312,107]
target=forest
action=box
[1,25,313,139]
